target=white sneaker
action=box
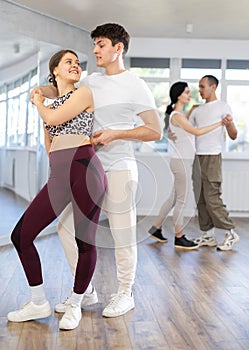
[55,288,98,313]
[81,288,98,307]
[217,230,240,251]
[194,233,218,247]
[59,304,82,330]
[102,292,135,318]
[7,301,51,322]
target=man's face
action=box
[93,37,119,68]
[198,77,214,100]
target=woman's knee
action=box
[11,216,24,252]
[11,215,35,252]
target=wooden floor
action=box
[0,188,29,239]
[0,187,56,246]
[0,212,248,350]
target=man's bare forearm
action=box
[30,85,58,101]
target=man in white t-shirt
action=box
[189,75,239,251]
[33,23,162,320]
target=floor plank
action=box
[0,215,248,350]
[0,188,28,237]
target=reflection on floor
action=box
[0,188,28,243]
[0,187,56,246]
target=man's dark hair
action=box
[91,23,130,56]
[202,75,219,87]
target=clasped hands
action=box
[30,88,45,105]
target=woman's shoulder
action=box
[170,111,188,128]
[75,85,92,94]
[170,111,184,120]
[70,86,93,104]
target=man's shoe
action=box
[147,226,168,243]
[59,304,82,330]
[55,288,98,313]
[174,235,199,250]
[217,230,240,251]
[102,292,135,318]
[7,301,51,322]
[194,233,218,247]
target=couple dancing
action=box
[7,23,162,330]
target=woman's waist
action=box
[50,134,91,152]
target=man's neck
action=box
[205,96,218,103]
[104,59,126,76]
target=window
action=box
[0,68,38,148]
[226,85,249,152]
[0,89,6,147]
[181,59,222,80]
[226,60,249,80]
[130,58,170,152]
[79,61,88,81]
[130,58,170,78]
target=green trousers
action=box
[192,154,235,232]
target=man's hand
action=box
[32,92,45,106]
[167,127,177,142]
[221,114,238,140]
[221,114,233,126]
[30,88,43,104]
[93,129,121,146]
[30,85,58,102]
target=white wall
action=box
[2,149,42,201]
[2,149,248,216]
[135,152,249,217]
[129,37,249,59]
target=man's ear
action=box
[116,42,124,55]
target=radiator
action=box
[3,153,15,188]
[222,171,249,212]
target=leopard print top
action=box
[44,89,94,140]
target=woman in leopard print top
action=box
[8,50,107,331]
[44,89,94,142]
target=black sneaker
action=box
[147,226,168,243]
[174,235,199,250]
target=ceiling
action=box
[1,0,249,72]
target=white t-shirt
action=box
[81,71,157,172]
[189,100,232,155]
[168,111,195,160]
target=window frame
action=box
[0,68,38,148]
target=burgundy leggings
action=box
[11,145,107,294]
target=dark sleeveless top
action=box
[44,89,94,140]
